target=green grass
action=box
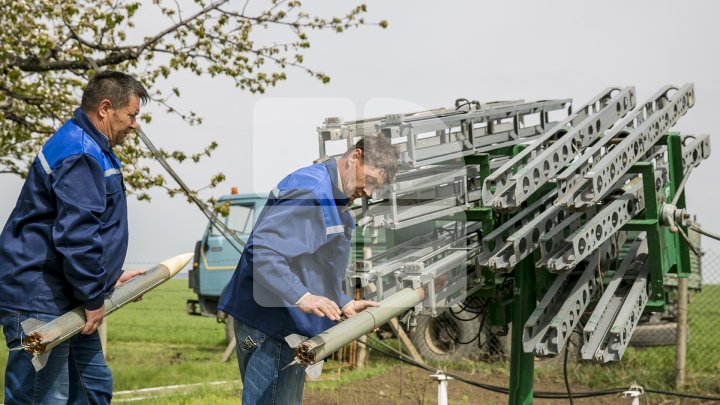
[108,280,240,391]
[114,383,243,404]
[107,281,227,346]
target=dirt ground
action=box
[303,366,622,405]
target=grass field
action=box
[0,281,718,403]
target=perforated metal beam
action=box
[581,234,649,362]
[569,84,694,207]
[482,87,636,209]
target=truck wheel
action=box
[630,322,678,347]
[409,309,481,362]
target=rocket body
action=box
[291,287,425,366]
[20,253,193,370]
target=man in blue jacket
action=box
[0,71,149,404]
[219,135,399,404]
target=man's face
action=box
[104,95,140,147]
[342,151,386,200]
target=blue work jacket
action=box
[0,108,128,314]
[219,159,355,341]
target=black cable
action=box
[563,342,574,405]
[454,297,487,313]
[441,317,482,345]
[644,389,720,401]
[355,338,720,401]
[476,310,490,350]
[357,339,624,398]
[448,308,483,321]
[455,98,471,111]
[453,296,485,309]
[563,323,587,404]
[443,300,490,344]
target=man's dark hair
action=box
[350,135,399,184]
[81,71,149,113]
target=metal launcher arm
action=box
[295,89,711,404]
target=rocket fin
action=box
[284,334,308,348]
[305,360,324,380]
[31,351,51,372]
[21,318,46,335]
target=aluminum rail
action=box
[482,87,636,209]
[478,190,557,268]
[486,205,566,272]
[535,209,597,268]
[681,134,711,173]
[581,234,649,362]
[318,99,572,167]
[347,222,482,307]
[546,177,644,272]
[555,86,676,207]
[362,165,475,230]
[567,84,695,208]
[523,236,622,357]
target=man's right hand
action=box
[296,294,341,321]
[82,306,105,335]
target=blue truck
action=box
[186,191,267,340]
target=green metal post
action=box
[665,134,692,277]
[465,153,497,293]
[508,255,536,405]
[507,144,536,405]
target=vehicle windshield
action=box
[210,203,254,236]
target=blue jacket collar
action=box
[323,159,350,205]
[73,108,112,154]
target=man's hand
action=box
[297,294,342,321]
[342,300,379,318]
[115,269,146,287]
[116,269,147,301]
[82,306,105,335]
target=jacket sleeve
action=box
[249,188,329,305]
[50,154,108,310]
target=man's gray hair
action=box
[348,135,399,184]
[81,71,149,112]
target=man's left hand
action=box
[116,269,147,286]
[342,300,379,318]
[115,269,147,301]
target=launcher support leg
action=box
[508,256,536,405]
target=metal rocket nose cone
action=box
[160,253,194,277]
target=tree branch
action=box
[135,0,229,56]
[14,0,229,72]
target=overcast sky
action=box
[1,0,719,273]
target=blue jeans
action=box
[0,307,112,405]
[234,318,305,404]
